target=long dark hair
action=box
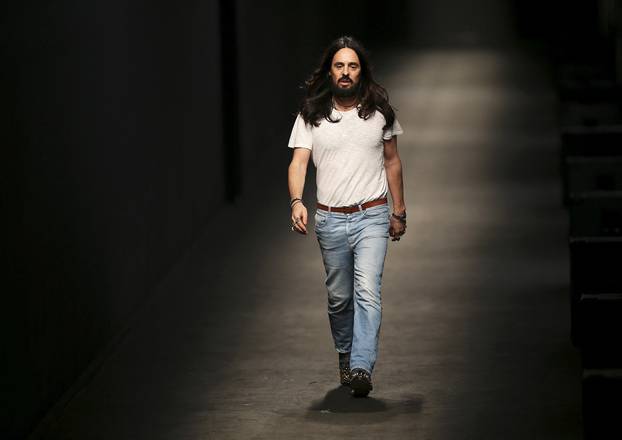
[299,36,395,130]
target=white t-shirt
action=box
[288,107,403,207]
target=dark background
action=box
[3,1,618,438]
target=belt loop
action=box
[328,206,332,213]
[358,204,363,212]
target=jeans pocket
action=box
[363,205,389,219]
[314,211,328,228]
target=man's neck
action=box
[333,96,358,111]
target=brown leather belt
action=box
[317,197,387,214]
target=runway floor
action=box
[38,46,582,439]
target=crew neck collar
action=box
[333,102,360,113]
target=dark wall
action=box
[4,2,410,438]
[618,3,622,83]
[5,1,223,438]
[408,0,516,47]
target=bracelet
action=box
[290,198,302,208]
[391,212,407,223]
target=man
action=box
[287,36,406,397]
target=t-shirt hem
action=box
[317,193,388,208]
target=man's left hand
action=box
[389,215,406,242]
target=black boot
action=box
[339,352,351,386]
[350,368,372,397]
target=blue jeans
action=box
[314,203,390,374]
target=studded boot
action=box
[339,352,352,386]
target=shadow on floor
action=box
[305,386,424,425]
[310,386,388,413]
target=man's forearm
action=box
[288,161,307,200]
[385,159,405,214]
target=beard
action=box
[330,78,360,99]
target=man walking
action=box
[287,36,406,397]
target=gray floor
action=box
[38,47,582,439]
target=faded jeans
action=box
[314,203,390,374]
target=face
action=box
[329,48,361,96]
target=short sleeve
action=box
[382,118,404,140]
[288,114,313,150]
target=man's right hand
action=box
[291,203,308,235]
